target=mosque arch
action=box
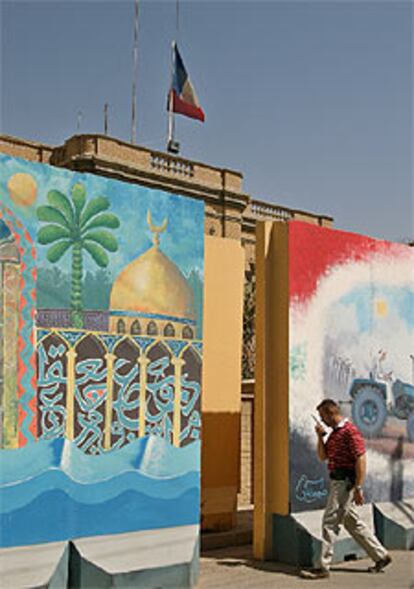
[111,338,141,448]
[145,341,174,443]
[180,345,202,446]
[147,320,158,336]
[71,334,107,453]
[131,319,141,335]
[36,332,68,440]
[182,325,194,339]
[164,323,175,337]
[117,319,126,334]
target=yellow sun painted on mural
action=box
[374,298,388,318]
[8,173,37,207]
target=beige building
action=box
[0,133,333,531]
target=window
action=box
[131,319,141,335]
[182,326,193,339]
[147,320,158,336]
[164,323,175,337]
[117,319,126,334]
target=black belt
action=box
[329,468,356,484]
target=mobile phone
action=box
[312,414,327,436]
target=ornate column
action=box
[2,261,20,448]
[172,357,185,447]
[104,352,115,450]
[65,348,77,441]
[138,356,149,437]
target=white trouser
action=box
[319,480,388,571]
[377,379,393,407]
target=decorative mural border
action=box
[109,310,197,326]
[0,205,37,448]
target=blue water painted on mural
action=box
[0,437,200,548]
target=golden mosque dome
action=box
[109,212,195,321]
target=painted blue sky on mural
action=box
[0,154,204,278]
[339,285,414,332]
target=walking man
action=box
[301,399,392,579]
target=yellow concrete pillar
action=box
[65,348,77,441]
[253,221,290,560]
[201,236,244,531]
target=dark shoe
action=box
[300,568,330,579]
[368,554,392,573]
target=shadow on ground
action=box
[330,566,372,574]
[199,546,411,589]
[201,544,300,579]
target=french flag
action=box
[168,43,205,122]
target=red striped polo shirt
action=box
[325,419,365,471]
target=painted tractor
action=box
[349,358,414,441]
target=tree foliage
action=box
[37,183,120,327]
[242,265,256,380]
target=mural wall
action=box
[289,221,414,512]
[0,154,204,548]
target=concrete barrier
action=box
[273,505,375,567]
[374,499,414,550]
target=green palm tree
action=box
[37,182,120,328]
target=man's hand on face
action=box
[353,487,364,506]
[315,423,326,437]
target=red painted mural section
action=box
[289,221,408,303]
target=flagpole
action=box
[131,0,139,144]
[176,0,180,40]
[167,0,180,154]
[167,40,176,149]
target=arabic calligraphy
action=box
[37,334,68,440]
[146,346,175,444]
[111,340,140,450]
[73,336,107,454]
[180,347,201,446]
[36,330,202,453]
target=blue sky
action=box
[0,154,204,278]
[0,1,412,242]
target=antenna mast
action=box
[131,0,139,144]
[76,110,83,133]
[104,103,109,136]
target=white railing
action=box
[150,153,194,178]
[251,200,293,221]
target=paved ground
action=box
[198,545,414,589]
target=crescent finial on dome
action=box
[147,210,168,247]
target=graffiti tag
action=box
[295,475,328,503]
